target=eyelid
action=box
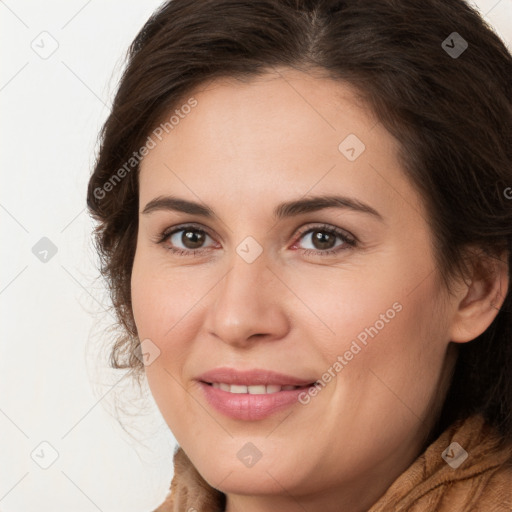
[292,223,357,246]
[156,222,215,244]
[155,221,357,256]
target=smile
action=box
[199,381,317,421]
[208,383,302,394]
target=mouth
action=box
[203,382,314,394]
[196,367,319,421]
[197,367,317,387]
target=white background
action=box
[0,1,511,511]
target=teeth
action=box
[230,384,247,394]
[210,383,300,394]
[248,385,266,394]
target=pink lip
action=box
[197,367,316,387]
[196,367,317,421]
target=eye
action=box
[155,222,357,258]
[291,224,357,257]
[156,224,216,256]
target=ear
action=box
[449,250,509,343]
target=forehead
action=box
[138,68,421,223]
[154,68,379,155]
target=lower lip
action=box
[199,382,314,421]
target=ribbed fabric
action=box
[154,447,225,512]
[154,414,512,511]
[368,414,512,511]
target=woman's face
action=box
[131,68,461,510]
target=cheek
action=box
[329,277,449,426]
[296,253,450,405]
[131,247,202,340]
[286,261,430,356]
[131,259,201,438]
[130,252,211,389]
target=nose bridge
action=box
[219,231,271,300]
[205,242,289,345]
[217,246,270,317]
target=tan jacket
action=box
[154,414,512,511]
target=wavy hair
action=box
[87,0,512,441]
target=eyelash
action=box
[155,223,357,258]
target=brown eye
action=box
[309,230,337,250]
[161,226,215,252]
[180,229,207,249]
[294,225,356,256]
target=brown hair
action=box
[87,0,512,441]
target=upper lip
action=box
[197,367,317,387]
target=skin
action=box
[130,67,507,512]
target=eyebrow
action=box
[142,194,383,221]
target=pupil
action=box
[179,230,336,251]
[313,230,335,250]
[183,230,204,249]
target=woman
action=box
[87,0,512,510]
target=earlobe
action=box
[449,253,509,343]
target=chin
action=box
[210,468,293,496]
[188,445,299,496]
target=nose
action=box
[203,248,290,348]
